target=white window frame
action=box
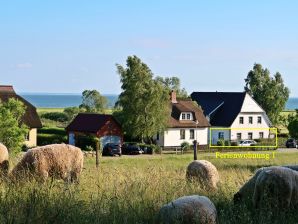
[180,129,185,139]
[249,116,253,124]
[189,129,194,139]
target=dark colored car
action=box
[286,138,297,148]
[122,144,144,155]
[102,143,122,156]
[139,145,153,154]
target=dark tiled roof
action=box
[66,113,119,133]
[191,92,246,127]
[169,100,210,128]
[0,86,42,128]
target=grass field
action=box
[37,108,65,113]
[37,107,114,114]
[2,151,298,223]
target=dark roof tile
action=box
[66,113,120,133]
[191,92,246,127]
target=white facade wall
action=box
[230,113,270,140]
[25,128,37,147]
[229,93,271,140]
[156,128,208,147]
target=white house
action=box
[154,91,210,148]
[190,92,272,145]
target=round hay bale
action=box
[186,160,219,189]
[158,195,217,224]
[0,143,9,175]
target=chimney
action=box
[170,90,177,103]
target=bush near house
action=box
[37,127,67,146]
[40,112,68,122]
[76,135,98,151]
[180,141,191,151]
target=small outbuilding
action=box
[65,113,123,147]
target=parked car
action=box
[102,143,122,156]
[122,143,144,155]
[239,140,257,146]
[139,145,153,154]
[286,138,297,148]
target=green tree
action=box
[288,118,298,139]
[116,55,170,142]
[64,107,85,121]
[155,76,188,99]
[244,63,290,124]
[0,98,28,153]
[79,90,107,113]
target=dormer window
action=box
[182,113,186,120]
[180,112,193,120]
[187,113,191,120]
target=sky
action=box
[1,1,298,96]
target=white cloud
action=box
[16,62,33,69]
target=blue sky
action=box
[1,1,298,96]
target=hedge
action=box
[37,133,67,146]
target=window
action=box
[190,129,194,139]
[156,132,160,140]
[25,131,30,141]
[258,116,262,124]
[248,132,253,140]
[239,117,244,124]
[187,113,191,120]
[259,132,264,139]
[181,112,192,120]
[218,132,224,139]
[180,129,185,139]
[182,113,186,120]
[249,117,253,124]
[237,133,242,140]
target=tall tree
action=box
[0,98,28,153]
[244,63,290,124]
[155,76,188,99]
[79,90,107,113]
[116,55,170,142]
[64,106,85,122]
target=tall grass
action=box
[1,152,298,223]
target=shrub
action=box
[37,134,67,146]
[224,140,231,146]
[40,112,68,122]
[181,141,191,151]
[217,139,225,146]
[76,135,97,151]
[152,145,161,154]
[38,127,66,135]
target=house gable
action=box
[240,93,264,113]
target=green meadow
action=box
[1,151,298,224]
